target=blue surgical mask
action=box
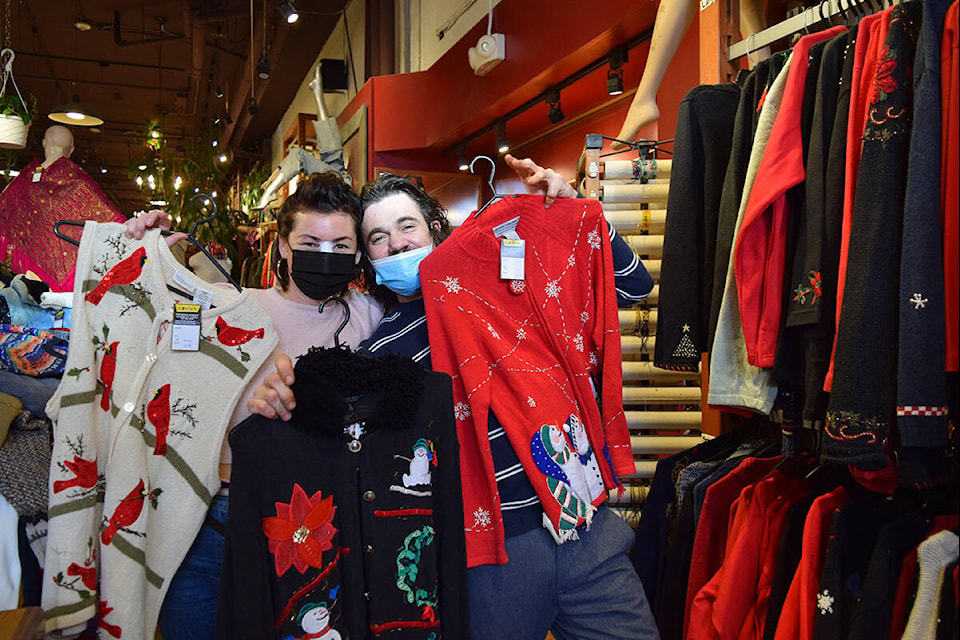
[371,245,433,297]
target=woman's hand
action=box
[124,209,186,247]
[247,352,297,421]
[504,154,579,209]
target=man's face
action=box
[361,193,435,261]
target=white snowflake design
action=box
[454,402,472,421]
[527,396,537,407]
[910,292,928,309]
[487,323,500,339]
[442,276,462,294]
[567,254,577,268]
[516,327,527,341]
[545,279,562,299]
[817,590,834,615]
[587,229,601,250]
[589,352,599,367]
[573,335,584,352]
[581,311,590,323]
[473,507,492,529]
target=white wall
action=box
[270,0,367,167]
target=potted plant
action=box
[0,49,36,150]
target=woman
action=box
[126,171,383,639]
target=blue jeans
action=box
[468,505,660,640]
[158,493,228,640]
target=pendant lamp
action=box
[48,94,104,127]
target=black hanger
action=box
[471,155,508,217]
[318,294,351,348]
[183,194,242,291]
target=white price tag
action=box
[500,238,525,280]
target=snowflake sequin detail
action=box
[567,254,577,267]
[527,397,536,407]
[910,292,928,309]
[545,279,562,299]
[581,311,590,323]
[454,402,472,421]
[573,335,584,352]
[516,327,527,341]
[589,352,599,366]
[442,276,462,294]
[587,230,601,250]
[817,590,834,615]
[473,507,491,529]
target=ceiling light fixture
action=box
[73,18,92,32]
[457,145,469,171]
[48,94,104,127]
[607,50,627,96]
[256,55,271,80]
[495,121,509,155]
[545,88,564,124]
[280,1,300,24]
[215,87,224,99]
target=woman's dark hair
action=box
[274,171,361,291]
[358,174,452,308]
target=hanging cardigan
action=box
[734,26,847,369]
[653,83,740,371]
[420,195,631,568]
[218,347,467,639]
[708,56,790,414]
[823,2,922,469]
[42,223,278,639]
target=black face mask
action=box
[289,250,359,301]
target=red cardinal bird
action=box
[53,455,98,493]
[147,384,171,456]
[214,316,265,347]
[85,247,148,305]
[101,479,147,545]
[98,600,122,638]
[67,562,97,591]
[99,341,118,412]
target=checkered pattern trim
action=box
[896,405,948,417]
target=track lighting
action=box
[458,145,469,171]
[607,50,627,96]
[495,122,509,154]
[256,55,271,80]
[215,87,224,99]
[280,1,299,24]
[546,89,565,124]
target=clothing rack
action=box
[728,0,896,60]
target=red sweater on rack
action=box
[420,195,631,568]
[734,26,847,368]
[943,0,959,371]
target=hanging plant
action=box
[0,48,37,149]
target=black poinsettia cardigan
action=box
[216,347,468,639]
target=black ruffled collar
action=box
[289,347,425,435]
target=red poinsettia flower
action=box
[262,484,337,576]
[808,271,823,299]
[873,45,899,102]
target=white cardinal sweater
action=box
[42,222,277,638]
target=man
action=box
[251,155,660,639]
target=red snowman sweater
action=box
[420,195,632,568]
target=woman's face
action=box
[361,193,436,261]
[278,209,360,304]
[280,209,359,258]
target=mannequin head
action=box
[41,125,75,167]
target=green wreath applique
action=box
[395,525,438,611]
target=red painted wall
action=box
[340,0,703,189]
